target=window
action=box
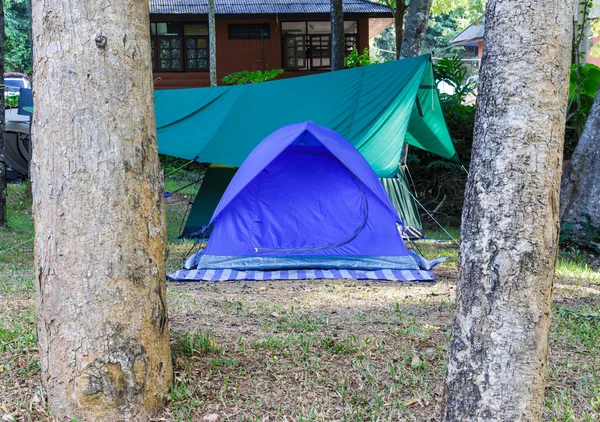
[281,21,358,70]
[229,24,271,40]
[151,22,209,72]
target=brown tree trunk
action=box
[0,0,5,228]
[31,0,172,419]
[399,0,432,58]
[209,0,217,86]
[331,0,345,71]
[561,90,600,229]
[443,0,572,420]
[395,2,408,60]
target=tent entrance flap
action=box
[155,54,456,178]
[380,167,423,239]
[181,165,237,238]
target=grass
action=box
[557,251,600,283]
[0,183,34,268]
[0,175,600,421]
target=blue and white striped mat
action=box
[167,268,435,282]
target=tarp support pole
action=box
[399,180,460,247]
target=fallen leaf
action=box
[404,399,418,408]
[203,414,219,422]
[2,415,15,422]
[411,355,422,368]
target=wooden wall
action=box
[153,17,372,90]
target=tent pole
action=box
[399,181,460,246]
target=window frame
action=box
[283,34,309,71]
[155,36,184,72]
[228,23,271,40]
[151,22,210,73]
[280,20,359,71]
[183,35,210,72]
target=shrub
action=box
[344,46,378,68]
[408,56,476,225]
[222,69,284,85]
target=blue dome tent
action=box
[169,122,442,282]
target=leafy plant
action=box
[344,46,378,68]
[5,96,19,109]
[222,68,284,85]
[5,0,32,74]
[566,63,600,130]
[560,214,600,255]
[566,0,598,158]
[434,55,476,104]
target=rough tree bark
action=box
[331,0,345,70]
[0,0,5,228]
[399,0,433,58]
[443,0,572,421]
[209,0,217,86]
[31,0,172,419]
[561,90,600,228]
[395,2,408,60]
[383,0,408,60]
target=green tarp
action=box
[155,55,456,178]
[380,168,423,239]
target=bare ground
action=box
[1,185,599,421]
[1,266,599,421]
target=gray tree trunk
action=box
[395,2,408,60]
[399,0,433,58]
[331,0,345,71]
[0,0,5,228]
[443,0,573,421]
[31,0,172,419]
[209,0,217,86]
[561,90,600,228]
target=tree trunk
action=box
[331,0,345,71]
[443,0,572,420]
[395,2,408,60]
[208,0,217,86]
[0,0,5,228]
[399,0,432,58]
[561,90,600,228]
[31,0,172,419]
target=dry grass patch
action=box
[162,278,456,421]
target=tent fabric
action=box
[380,169,423,239]
[168,268,436,282]
[155,55,456,178]
[177,121,438,273]
[181,165,237,237]
[181,164,423,241]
